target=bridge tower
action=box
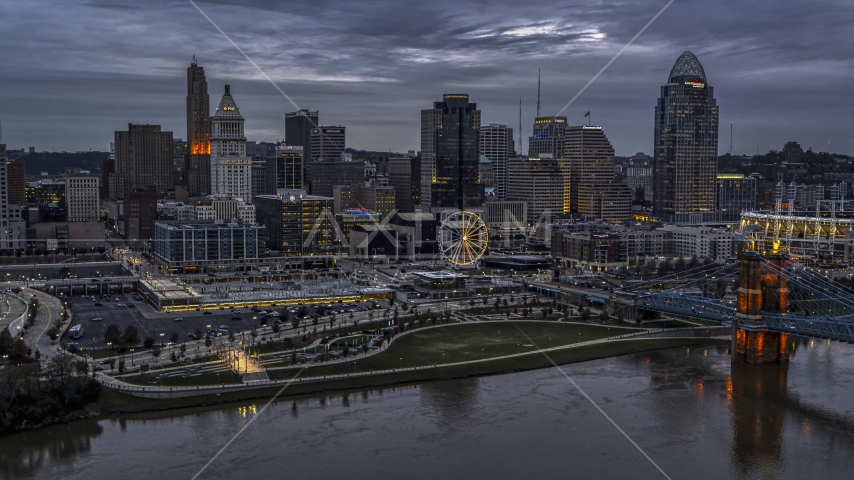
[732,250,790,364]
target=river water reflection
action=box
[3,338,854,479]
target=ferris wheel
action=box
[439,211,488,266]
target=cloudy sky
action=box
[1,0,852,156]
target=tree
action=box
[169,331,180,344]
[9,338,29,362]
[143,336,155,349]
[123,326,140,346]
[674,257,686,272]
[151,346,162,361]
[118,358,125,375]
[401,302,409,313]
[688,255,700,270]
[297,305,308,319]
[194,327,204,340]
[541,308,548,318]
[599,310,609,323]
[658,260,673,275]
[179,343,187,356]
[0,327,12,356]
[616,312,624,326]
[109,358,116,371]
[548,306,553,315]
[580,308,591,322]
[104,324,122,348]
[228,331,236,343]
[522,308,529,318]
[47,326,59,343]
[361,343,369,356]
[205,337,212,349]
[271,323,280,334]
[170,351,179,362]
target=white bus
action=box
[69,324,84,339]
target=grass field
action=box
[268,321,640,379]
[121,370,242,387]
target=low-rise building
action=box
[661,224,744,261]
[152,219,266,274]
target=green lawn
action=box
[120,370,242,387]
[268,321,640,380]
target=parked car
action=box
[92,317,103,321]
[174,317,184,321]
[203,311,213,315]
[231,316,241,320]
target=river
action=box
[3,338,854,479]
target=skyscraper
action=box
[528,116,567,158]
[479,124,515,199]
[114,124,173,199]
[6,161,25,206]
[210,85,252,202]
[285,109,318,175]
[420,94,483,211]
[267,143,304,192]
[0,144,25,252]
[507,156,564,221]
[653,51,719,224]
[310,126,346,162]
[388,156,421,212]
[717,174,756,223]
[186,58,211,196]
[565,125,623,216]
[66,174,100,221]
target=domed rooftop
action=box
[668,51,706,83]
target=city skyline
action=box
[0,0,852,156]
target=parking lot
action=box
[68,293,388,349]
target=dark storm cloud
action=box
[0,0,852,155]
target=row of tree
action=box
[0,354,101,433]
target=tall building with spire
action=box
[186,58,211,196]
[653,51,719,224]
[210,85,252,202]
[528,115,567,158]
[420,94,484,211]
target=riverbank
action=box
[90,337,727,418]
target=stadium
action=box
[739,210,854,265]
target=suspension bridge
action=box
[614,248,854,363]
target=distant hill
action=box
[9,151,109,175]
